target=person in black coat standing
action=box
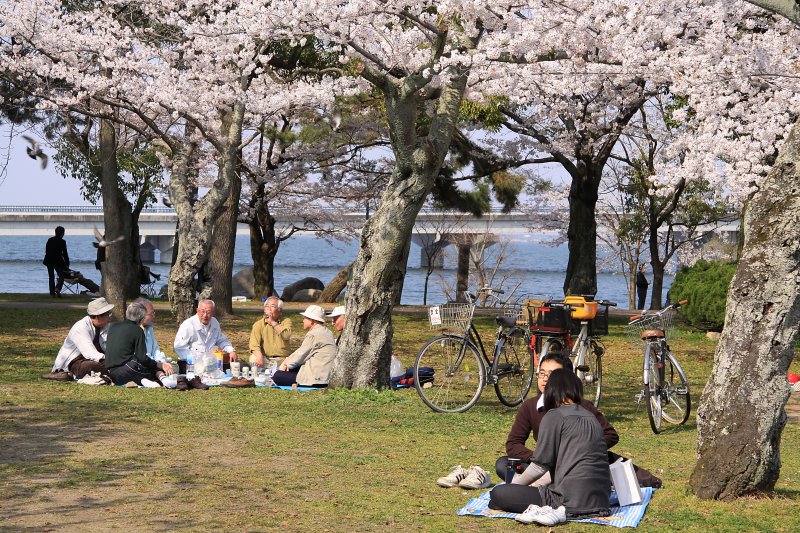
[43,226,70,297]
[636,264,649,310]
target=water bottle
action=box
[506,458,521,484]
[186,355,194,378]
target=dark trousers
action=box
[271,369,327,388]
[108,359,159,386]
[489,484,544,513]
[47,265,65,295]
[495,453,661,489]
[68,355,107,380]
[636,285,647,309]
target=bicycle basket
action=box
[625,310,675,347]
[590,303,610,337]
[532,303,572,335]
[498,304,527,326]
[428,303,473,331]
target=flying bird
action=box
[93,226,126,248]
[21,135,48,169]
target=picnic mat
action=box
[457,486,655,528]
[210,376,322,391]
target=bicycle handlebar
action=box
[629,299,689,322]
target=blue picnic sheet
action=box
[457,486,655,528]
[213,376,322,391]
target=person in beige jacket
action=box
[273,305,337,387]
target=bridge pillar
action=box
[412,233,450,269]
[140,235,175,264]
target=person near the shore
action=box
[105,301,174,386]
[42,225,69,298]
[45,297,113,381]
[494,352,662,488]
[327,305,346,345]
[636,264,649,310]
[272,305,337,388]
[173,299,237,371]
[249,296,292,368]
[489,368,611,522]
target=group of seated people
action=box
[45,295,348,389]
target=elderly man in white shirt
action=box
[44,297,114,381]
[173,299,237,373]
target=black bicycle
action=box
[414,287,535,413]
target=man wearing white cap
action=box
[273,304,337,387]
[44,297,114,381]
[327,305,346,345]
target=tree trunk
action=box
[689,117,800,500]
[650,259,665,310]
[209,108,244,316]
[98,117,137,315]
[456,243,470,302]
[564,162,600,296]
[393,234,412,305]
[317,262,352,303]
[248,201,279,299]
[209,170,242,315]
[329,70,468,389]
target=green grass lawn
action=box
[0,299,798,531]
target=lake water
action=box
[0,234,670,309]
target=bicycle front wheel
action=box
[414,335,485,413]
[645,345,664,434]
[661,351,691,425]
[494,329,535,407]
[577,340,603,407]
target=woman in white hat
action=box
[273,304,337,387]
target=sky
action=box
[0,126,91,206]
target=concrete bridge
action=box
[0,205,544,265]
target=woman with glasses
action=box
[489,368,611,523]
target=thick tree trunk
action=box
[249,202,279,299]
[329,71,468,389]
[456,243,470,302]
[317,262,352,303]
[650,259,665,310]
[209,171,242,315]
[209,109,244,315]
[689,118,800,500]
[98,117,137,315]
[564,163,600,296]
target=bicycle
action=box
[626,300,691,434]
[531,296,616,407]
[414,287,535,413]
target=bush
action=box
[669,260,737,331]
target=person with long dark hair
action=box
[489,369,611,525]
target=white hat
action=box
[300,304,326,323]
[327,305,346,318]
[87,297,114,316]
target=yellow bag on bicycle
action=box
[564,296,598,320]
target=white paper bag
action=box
[609,458,642,506]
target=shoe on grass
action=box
[41,370,73,382]
[437,465,468,488]
[188,376,209,390]
[458,466,492,489]
[515,504,566,526]
[176,376,189,391]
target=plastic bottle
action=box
[186,355,194,378]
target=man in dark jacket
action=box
[105,301,174,386]
[495,353,662,488]
[636,264,649,310]
[43,226,69,297]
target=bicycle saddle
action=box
[495,316,518,328]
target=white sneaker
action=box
[458,466,492,489]
[515,504,567,526]
[437,465,468,488]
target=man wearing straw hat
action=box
[272,305,337,388]
[43,297,114,381]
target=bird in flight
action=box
[21,135,48,169]
[93,226,126,248]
